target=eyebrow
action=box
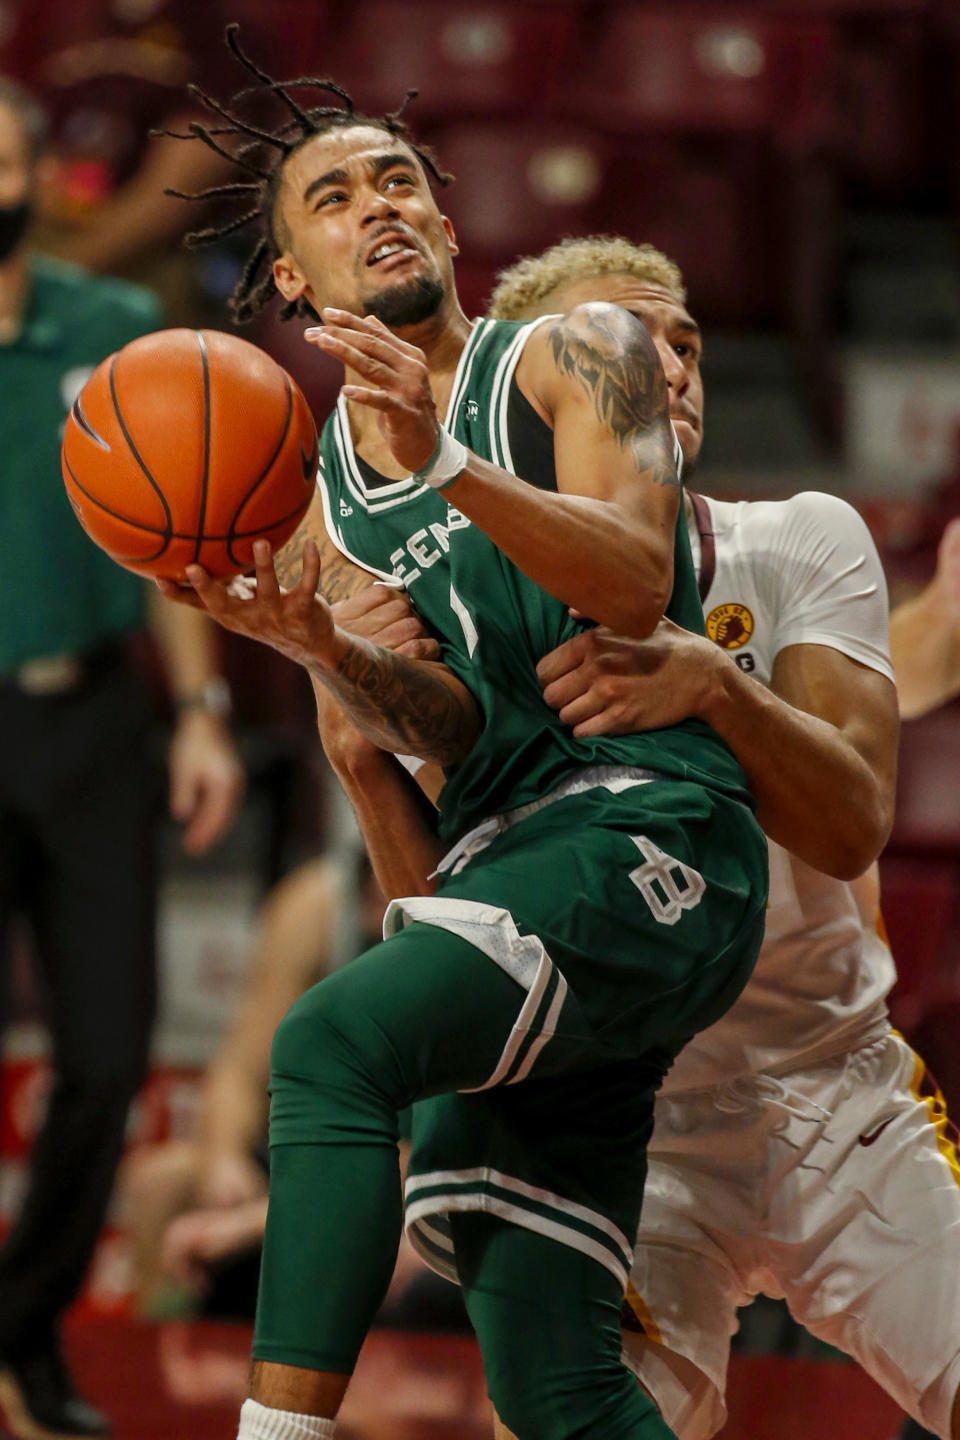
[303,166,349,204]
[302,152,418,205]
[675,317,702,338]
[370,151,418,178]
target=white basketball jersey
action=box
[662,491,897,1091]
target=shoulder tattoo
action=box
[548,306,678,489]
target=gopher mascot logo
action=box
[706,602,754,650]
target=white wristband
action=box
[413,425,468,491]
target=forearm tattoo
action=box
[276,491,472,762]
[549,307,678,489]
[308,637,477,768]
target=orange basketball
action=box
[61,328,319,581]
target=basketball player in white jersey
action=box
[482,237,960,1440]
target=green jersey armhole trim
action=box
[331,319,492,515]
[491,314,561,474]
[314,464,400,584]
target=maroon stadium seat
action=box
[903,996,960,1123]
[832,8,941,202]
[453,259,505,322]
[559,6,840,345]
[890,707,960,856]
[568,6,836,149]
[880,856,959,1029]
[434,121,608,260]
[228,1,333,77]
[881,708,960,1031]
[597,137,779,328]
[320,1,578,121]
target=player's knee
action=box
[270,974,380,1085]
[484,1332,656,1440]
[483,1351,559,1440]
[269,976,405,1144]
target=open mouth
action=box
[366,239,420,268]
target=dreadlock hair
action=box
[157,24,452,325]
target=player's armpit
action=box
[412,762,445,806]
[273,486,374,606]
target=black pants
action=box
[0,658,158,1348]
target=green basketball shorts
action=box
[392,765,768,1289]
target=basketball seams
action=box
[225,368,294,568]
[192,331,212,566]
[107,354,174,544]
[63,457,309,544]
[62,453,170,562]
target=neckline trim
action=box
[688,491,716,602]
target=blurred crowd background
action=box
[0,0,958,1357]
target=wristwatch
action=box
[175,676,232,719]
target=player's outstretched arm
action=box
[316,687,444,900]
[889,517,960,719]
[158,529,479,768]
[308,304,677,637]
[276,496,448,898]
[317,584,445,897]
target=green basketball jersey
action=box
[317,317,752,839]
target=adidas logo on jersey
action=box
[465,399,480,420]
[340,499,354,517]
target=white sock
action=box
[237,1398,335,1439]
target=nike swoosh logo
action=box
[72,396,110,450]
[858,1116,896,1147]
[300,438,319,482]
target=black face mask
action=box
[0,201,31,262]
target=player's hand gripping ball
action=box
[61,329,319,581]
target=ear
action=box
[441,215,459,258]
[273,251,309,304]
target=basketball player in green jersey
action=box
[158,38,767,1440]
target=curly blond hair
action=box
[488,235,686,321]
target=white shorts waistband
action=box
[436,764,660,878]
